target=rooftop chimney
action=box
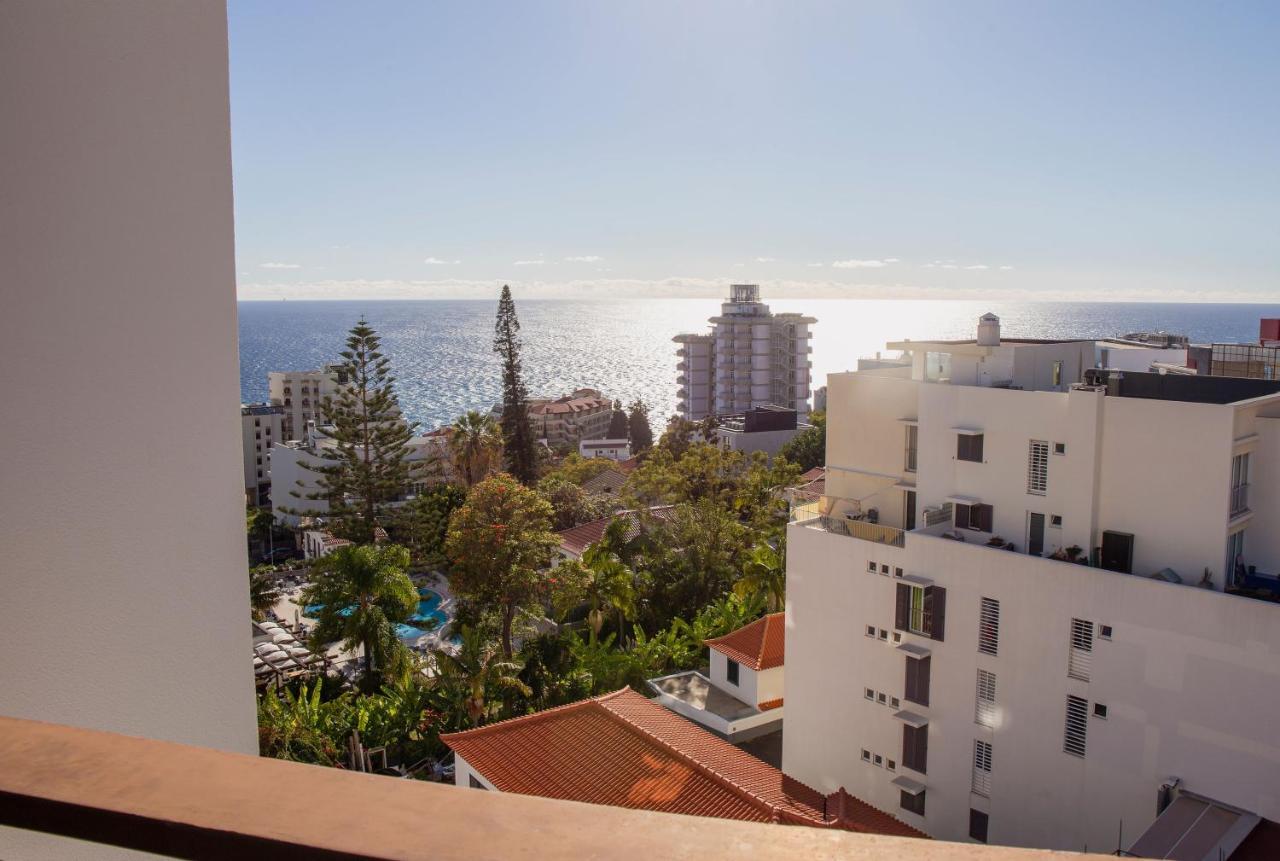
[977,312,1001,347]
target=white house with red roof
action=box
[648,612,785,743]
[441,687,923,840]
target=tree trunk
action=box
[500,603,515,659]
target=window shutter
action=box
[973,434,984,461]
[956,435,967,460]
[925,586,946,641]
[975,669,996,727]
[905,655,931,707]
[955,504,971,530]
[977,504,994,532]
[903,724,929,774]
[1064,695,1088,757]
[1028,440,1049,495]
[895,583,910,631]
[978,597,1000,656]
[1068,619,1093,681]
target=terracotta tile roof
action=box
[792,466,825,497]
[616,456,640,474]
[758,698,783,711]
[798,466,825,483]
[705,612,785,671]
[580,467,627,496]
[443,688,923,838]
[557,506,675,557]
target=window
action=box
[861,749,872,762]
[877,692,887,705]
[1064,695,1089,757]
[865,688,875,701]
[894,567,904,578]
[903,723,928,774]
[881,564,890,575]
[1099,625,1112,640]
[972,740,993,797]
[975,670,996,728]
[955,503,994,532]
[970,809,989,843]
[1093,703,1108,720]
[904,424,918,472]
[256,457,262,466]
[1050,514,1063,527]
[890,696,900,708]
[978,597,1000,656]
[1054,442,1066,455]
[900,788,926,816]
[866,625,876,638]
[873,754,883,766]
[892,632,902,644]
[957,433,985,463]
[1227,528,1246,586]
[1027,440,1049,495]
[904,655,931,707]
[265,427,271,435]
[726,659,740,686]
[1052,360,1063,387]
[868,561,877,572]
[887,759,896,771]
[469,774,488,790]
[1068,619,1093,681]
[255,431,261,440]
[1231,453,1250,516]
[878,628,888,641]
[896,583,947,640]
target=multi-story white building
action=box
[270,421,448,527]
[674,285,815,422]
[783,314,1280,854]
[242,403,284,506]
[268,365,348,441]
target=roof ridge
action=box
[440,688,626,742]
[593,688,827,825]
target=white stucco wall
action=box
[454,753,498,791]
[1,1,254,854]
[755,665,785,705]
[709,649,758,707]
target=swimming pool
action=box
[304,586,449,643]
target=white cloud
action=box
[513,259,550,266]
[884,258,900,263]
[965,264,989,270]
[755,256,777,263]
[999,265,1015,271]
[832,259,890,269]
[564,255,602,263]
[806,262,825,268]
[260,262,302,270]
[423,257,460,265]
[939,264,958,269]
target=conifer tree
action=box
[607,398,630,438]
[627,399,654,454]
[493,285,538,483]
[290,319,423,543]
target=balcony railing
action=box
[0,715,1066,861]
[791,496,906,548]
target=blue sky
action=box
[229,1,1280,301]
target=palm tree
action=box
[430,626,530,727]
[249,565,283,621]
[558,544,637,640]
[301,544,418,686]
[448,410,503,488]
[733,541,785,612]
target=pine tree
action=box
[607,398,629,438]
[290,319,423,543]
[493,285,538,483]
[627,399,654,454]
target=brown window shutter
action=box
[925,586,946,641]
[978,504,993,532]
[955,504,971,530]
[905,655,931,707]
[974,434,984,461]
[895,583,910,630]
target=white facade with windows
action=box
[242,403,284,506]
[674,285,815,421]
[783,316,1280,852]
[268,365,348,441]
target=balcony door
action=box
[1026,512,1045,556]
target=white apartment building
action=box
[714,405,811,459]
[268,365,348,441]
[270,422,447,527]
[242,403,284,506]
[674,285,815,422]
[579,438,631,461]
[783,314,1280,854]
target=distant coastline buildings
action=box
[493,387,613,452]
[674,284,815,422]
[240,403,284,506]
[267,365,348,441]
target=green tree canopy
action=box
[778,410,826,472]
[445,474,560,657]
[301,544,418,688]
[388,484,467,568]
[607,399,630,438]
[449,410,503,488]
[627,399,654,454]
[538,474,612,531]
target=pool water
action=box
[304,586,449,643]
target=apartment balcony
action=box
[791,495,906,548]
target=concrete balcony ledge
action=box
[0,715,1082,860]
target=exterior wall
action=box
[580,439,631,460]
[271,442,329,526]
[242,405,284,505]
[785,521,1280,852]
[710,650,758,708]
[714,426,803,458]
[1245,418,1280,571]
[268,369,343,442]
[755,666,785,706]
[0,1,254,854]
[454,754,498,791]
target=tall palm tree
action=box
[733,541,785,612]
[430,626,530,727]
[558,544,637,640]
[250,565,282,621]
[301,544,418,686]
[448,410,503,488]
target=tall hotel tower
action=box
[674,284,816,421]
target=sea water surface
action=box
[239,300,1280,430]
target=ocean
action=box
[239,299,1280,430]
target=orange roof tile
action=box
[758,698,783,711]
[442,688,923,838]
[556,506,675,557]
[705,612,785,671]
[616,455,640,474]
